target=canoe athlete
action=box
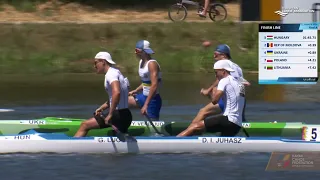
[74,52,132,137]
[188,44,250,125]
[128,40,162,121]
[177,60,245,136]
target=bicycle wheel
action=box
[168,4,188,22]
[208,3,227,22]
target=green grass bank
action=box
[0,22,317,74]
[0,0,233,12]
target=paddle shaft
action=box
[95,112,126,142]
[109,124,126,142]
[144,114,164,135]
[110,124,122,135]
[131,94,164,135]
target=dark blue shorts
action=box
[135,93,162,119]
[218,98,224,111]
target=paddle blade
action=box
[111,125,126,142]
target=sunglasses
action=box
[94,59,104,65]
[135,48,143,53]
[214,51,222,56]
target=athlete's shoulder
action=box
[138,59,143,67]
[219,76,230,84]
[106,67,120,79]
[229,75,240,82]
[148,59,159,65]
[109,67,120,73]
[147,59,161,70]
[227,60,241,69]
[217,76,230,90]
[227,60,243,75]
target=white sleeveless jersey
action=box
[104,67,129,109]
[138,59,162,96]
[217,75,245,126]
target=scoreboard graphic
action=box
[258,23,318,84]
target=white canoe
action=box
[0,130,318,154]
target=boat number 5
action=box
[311,128,317,140]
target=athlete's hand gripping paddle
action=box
[94,112,126,142]
[131,94,164,136]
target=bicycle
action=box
[168,0,228,22]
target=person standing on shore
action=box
[128,40,162,121]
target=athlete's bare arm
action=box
[108,81,121,115]
[99,100,109,110]
[95,101,109,116]
[129,84,143,95]
[143,61,159,107]
[240,77,251,86]
[200,79,219,96]
[211,90,223,105]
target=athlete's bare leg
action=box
[191,102,222,123]
[176,102,222,136]
[177,121,205,136]
[128,95,139,108]
[74,117,100,137]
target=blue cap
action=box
[215,44,231,58]
[136,40,154,54]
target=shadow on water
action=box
[0,73,320,122]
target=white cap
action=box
[95,52,116,65]
[213,60,234,72]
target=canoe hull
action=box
[0,133,318,154]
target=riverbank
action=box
[0,22,261,74]
[0,1,239,23]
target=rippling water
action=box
[2,153,320,180]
